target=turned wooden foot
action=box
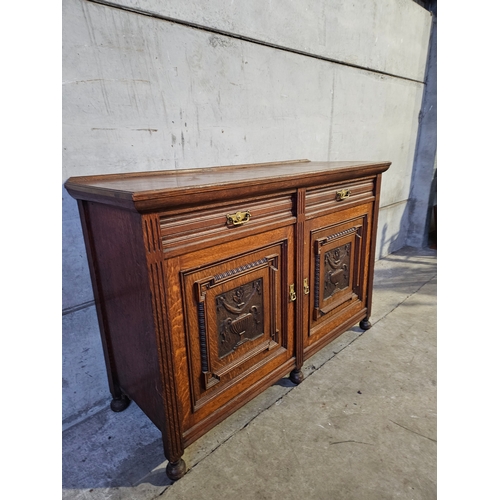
[289,368,304,385]
[359,317,372,330]
[110,395,131,412]
[166,458,187,481]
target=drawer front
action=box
[305,178,374,218]
[160,194,294,255]
[166,226,295,435]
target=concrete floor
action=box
[62,246,437,500]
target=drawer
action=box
[305,178,375,217]
[159,194,294,254]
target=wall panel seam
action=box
[379,199,409,210]
[85,0,426,85]
[63,300,95,316]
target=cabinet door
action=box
[304,203,373,356]
[165,226,295,440]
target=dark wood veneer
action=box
[65,159,390,480]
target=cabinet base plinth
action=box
[166,459,187,481]
[289,368,304,385]
[110,396,131,413]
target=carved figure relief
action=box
[216,278,264,358]
[323,243,351,300]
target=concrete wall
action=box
[62,0,433,427]
[406,3,437,248]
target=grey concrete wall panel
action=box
[63,0,335,180]
[62,189,94,310]
[104,0,432,82]
[63,0,425,182]
[326,67,424,208]
[376,201,410,259]
[406,13,437,248]
[62,0,431,425]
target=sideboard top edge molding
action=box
[66,159,311,185]
[65,160,391,210]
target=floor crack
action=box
[329,440,373,446]
[389,419,436,443]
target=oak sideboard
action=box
[65,159,391,480]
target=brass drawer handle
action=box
[226,210,251,226]
[336,188,351,201]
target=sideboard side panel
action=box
[81,201,166,431]
[78,200,122,401]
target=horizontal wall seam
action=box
[380,199,409,210]
[86,0,425,85]
[63,300,95,316]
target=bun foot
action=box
[166,458,187,481]
[110,395,131,412]
[359,318,372,330]
[289,368,304,385]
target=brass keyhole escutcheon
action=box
[289,284,297,302]
[303,278,310,295]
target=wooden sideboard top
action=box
[65,159,391,211]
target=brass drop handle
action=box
[303,278,310,295]
[336,188,351,201]
[289,284,297,302]
[226,210,251,226]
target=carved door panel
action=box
[169,226,294,432]
[304,204,372,351]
